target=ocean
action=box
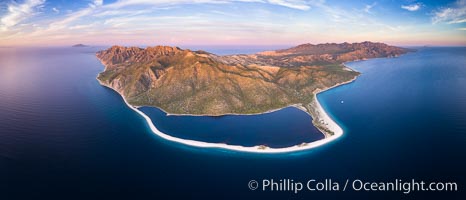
[1,46,464,199]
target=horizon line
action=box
[2,43,466,48]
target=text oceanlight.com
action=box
[247,179,458,194]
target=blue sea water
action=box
[138,106,324,148]
[0,46,465,199]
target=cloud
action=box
[1,0,313,42]
[108,0,310,10]
[432,0,466,24]
[68,23,98,30]
[94,0,103,6]
[0,0,45,30]
[49,0,313,31]
[267,0,310,10]
[89,0,103,8]
[48,0,103,30]
[43,0,312,32]
[401,3,421,11]
[310,0,401,33]
[364,2,376,14]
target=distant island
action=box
[72,44,88,47]
[96,42,409,144]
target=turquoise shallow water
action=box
[1,46,465,199]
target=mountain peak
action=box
[97,45,189,66]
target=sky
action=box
[0,0,465,46]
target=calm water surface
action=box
[138,106,324,148]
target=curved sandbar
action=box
[98,77,354,153]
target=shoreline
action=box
[158,103,307,117]
[97,72,357,153]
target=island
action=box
[96,42,410,153]
[72,44,88,47]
